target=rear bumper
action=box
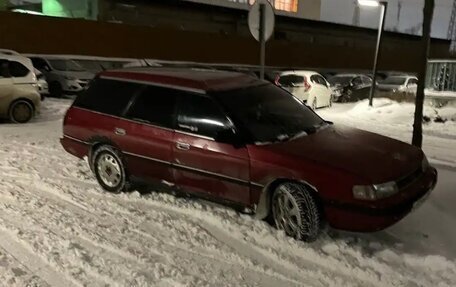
[325,167,438,232]
[60,135,90,159]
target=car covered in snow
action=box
[60,68,438,242]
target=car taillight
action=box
[303,76,311,92]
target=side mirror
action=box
[215,128,243,147]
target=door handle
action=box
[114,127,126,136]
[176,142,190,151]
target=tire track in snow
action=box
[0,228,80,287]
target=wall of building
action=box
[0,10,452,73]
[42,0,97,19]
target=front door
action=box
[172,93,250,206]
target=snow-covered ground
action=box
[0,98,454,286]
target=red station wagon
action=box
[61,68,438,242]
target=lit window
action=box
[249,0,298,13]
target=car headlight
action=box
[422,156,429,172]
[64,76,76,80]
[353,181,398,201]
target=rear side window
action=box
[0,60,10,78]
[278,75,304,87]
[9,61,30,77]
[73,78,141,116]
[126,86,178,129]
[177,94,230,139]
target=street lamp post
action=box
[358,0,388,107]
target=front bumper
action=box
[324,167,438,232]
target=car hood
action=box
[258,125,423,183]
[56,71,95,81]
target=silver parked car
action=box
[377,75,418,94]
[28,56,94,98]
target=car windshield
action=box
[381,77,407,85]
[75,60,104,72]
[214,84,328,144]
[328,75,354,86]
[48,59,86,72]
[278,74,304,87]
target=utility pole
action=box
[353,1,360,26]
[412,0,435,147]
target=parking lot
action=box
[0,98,454,286]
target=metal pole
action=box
[368,2,388,106]
[259,3,266,80]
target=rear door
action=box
[172,93,250,205]
[0,60,14,114]
[314,74,332,107]
[119,85,178,185]
[278,74,306,101]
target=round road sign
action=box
[248,0,275,42]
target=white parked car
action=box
[277,71,333,109]
[0,54,41,123]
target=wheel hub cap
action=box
[97,154,121,188]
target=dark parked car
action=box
[61,68,437,242]
[328,74,373,102]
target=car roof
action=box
[99,67,262,94]
[280,70,320,77]
[331,73,365,78]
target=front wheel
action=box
[92,146,129,193]
[272,182,323,242]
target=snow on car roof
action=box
[100,67,262,93]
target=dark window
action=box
[278,74,304,87]
[8,61,30,77]
[0,60,10,78]
[214,84,327,143]
[126,86,177,129]
[310,75,319,84]
[408,78,418,85]
[177,94,230,139]
[352,77,363,86]
[30,57,50,71]
[73,78,141,116]
[314,75,328,87]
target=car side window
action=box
[310,75,319,85]
[126,86,178,129]
[177,94,231,139]
[73,78,141,117]
[352,77,363,86]
[408,78,418,86]
[316,75,328,87]
[31,58,50,71]
[0,60,10,78]
[8,61,30,78]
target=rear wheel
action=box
[311,99,317,110]
[8,100,34,124]
[272,182,322,242]
[92,146,129,193]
